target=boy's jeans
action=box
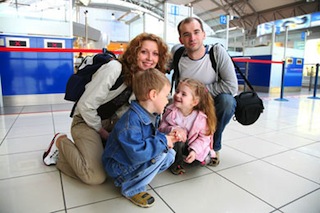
[112,149,175,197]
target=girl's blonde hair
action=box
[178,78,217,135]
[133,68,170,102]
[120,33,170,87]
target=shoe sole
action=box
[207,158,220,167]
[125,192,155,208]
[43,133,66,166]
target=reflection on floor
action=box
[0,89,319,213]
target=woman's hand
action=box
[98,128,109,141]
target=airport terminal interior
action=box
[0,0,320,212]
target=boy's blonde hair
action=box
[133,68,171,101]
[178,78,217,135]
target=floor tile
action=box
[150,166,212,188]
[0,134,54,155]
[67,190,173,213]
[279,189,320,213]
[218,160,319,208]
[154,173,275,212]
[264,150,320,183]
[207,145,257,171]
[296,142,320,158]
[63,175,119,208]
[0,172,64,213]
[6,123,54,139]
[224,135,288,158]
[255,131,315,149]
[0,151,56,179]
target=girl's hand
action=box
[172,126,187,142]
[184,150,196,164]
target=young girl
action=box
[102,69,180,208]
[159,78,217,175]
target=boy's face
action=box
[153,84,171,114]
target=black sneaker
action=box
[208,151,220,167]
[43,133,66,166]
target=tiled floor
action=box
[0,89,319,213]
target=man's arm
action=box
[210,44,238,96]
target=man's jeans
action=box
[213,93,236,151]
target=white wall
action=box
[0,2,72,38]
[78,7,130,42]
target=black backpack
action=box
[172,44,264,125]
[64,49,132,119]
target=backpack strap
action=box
[69,72,125,118]
[171,44,218,92]
[171,46,185,92]
[209,45,217,71]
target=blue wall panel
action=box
[234,55,272,87]
[0,35,73,96]
[284,57,304,87]
[247,55,272,87]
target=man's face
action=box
[179,20,206,52]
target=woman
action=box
[42,33,171,185]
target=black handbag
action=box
[233,60,264,125]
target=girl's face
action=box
[173,83,199,114]
[137,40,159,71]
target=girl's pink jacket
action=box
[159,104,214,162]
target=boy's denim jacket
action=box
[102,100,169,178]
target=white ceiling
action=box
[128,0,320,38]
[2,0,319,38]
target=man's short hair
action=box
[177,17,204,36]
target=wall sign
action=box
[6,37,30,47]
[44,39,65,48]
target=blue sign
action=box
[301,31,305,40]
[220,15,227,25]
[170,5,179,16]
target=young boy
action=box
[102,68,180,208]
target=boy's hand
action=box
[166,135,180,148]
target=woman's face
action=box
[137,40,159,71]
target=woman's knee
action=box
[81,171,107,185]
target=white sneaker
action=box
[43,133,66,166]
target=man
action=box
[172,17,238,166]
